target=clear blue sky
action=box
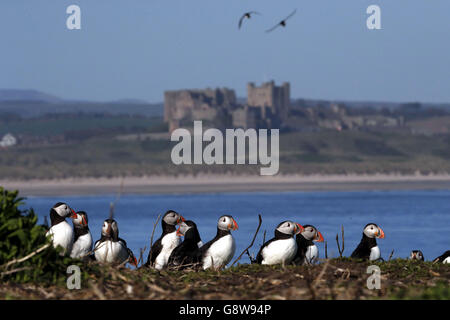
[1,0,449,103]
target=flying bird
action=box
[238,11,260,29]
[265,9,297,33]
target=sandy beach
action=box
[2,173,450,196]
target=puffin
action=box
[351,223,385,261]
[198,215,238,270]
[409,250,424,261]
[433,250,450,264]
[294,224,324,265]
[45,202,77,255]
[167,220,203,268]
[145,210,185,270]
[94,219,138,267]
[256,220,303,265]
[70,211,93,260]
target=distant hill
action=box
[0,89,62,103]
[0,89,163,118]
[0,101,164,118]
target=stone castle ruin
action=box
[164,81,290,132]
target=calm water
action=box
[24,190,450,265]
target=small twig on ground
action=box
[147,213,162,267]
[325,241,328,259]
[138,247,146,267]
[0,266,33,278]
[231,214,262,267]
[388,249,395,261]
[1,243,51,269]
[336,225,345,258]
[313,259,330,287]
[90,282,107,300]
[245,250,256,264]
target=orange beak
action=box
[71,209,77,219]
[376,227,385,239]
[315,231,324,242]
[177,215,186,224]
[129,255,138,267]
[176,227,183,236]
[296,223,304,234]
[228,219,238,231]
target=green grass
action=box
[3,127,450,179]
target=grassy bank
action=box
[3,129,450,179]
[1,259,449,300]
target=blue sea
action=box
[24,190,450,264]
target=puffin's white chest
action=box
[70,231,93,259]
[94,240,129,264]
[370,246,381,261]
[203,234,236,270]
[154,231,180,270]
[261,238,297,265]
[46,221,74,255]
[305,245,319,264]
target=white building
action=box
[0,133,17,148]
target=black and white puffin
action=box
[94,219,138,267]
[46,202,77,255]
[145,210,185,270]
[198,215,238,270]
[433,250,450,264]
[256,220,303,265]
[70,211,93,259]
[409,250,424,261]
[294,224,324,265]
[351,223,385,261]
[167,220,203,268]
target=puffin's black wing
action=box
[168,241,188,266]
[433,250,450,263]
[350,240,370,259]
[145,237,163,266]
[293,235,310,265]
[197,238,215,257]
[118,237,128,248]
[255,238,278,264]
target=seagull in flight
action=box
[238,11,261,29]
[265,9,297,33]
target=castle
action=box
[164,81,290,132]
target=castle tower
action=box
[247,80,290,122]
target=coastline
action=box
[2,173,450,196]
